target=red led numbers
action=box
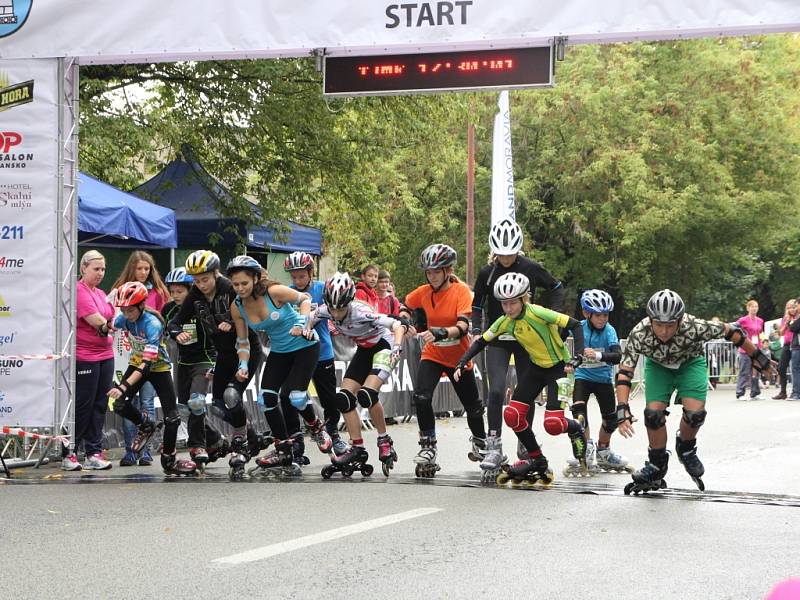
[325,47,551,96]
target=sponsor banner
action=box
[0,57,58,426]
[0,1,798,63]
[490,91,514,224]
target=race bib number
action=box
[373,349,393,371]
[180,323,199,345]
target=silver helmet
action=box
[646,289,685,322]
[489,219,523,255]
[493,272,531,301]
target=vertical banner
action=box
[491,90,515,224]
[0,58,59,426]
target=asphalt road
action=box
[2,384,798,600]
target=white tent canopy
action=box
[0,0,798,64]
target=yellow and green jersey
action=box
[483,303,572,368]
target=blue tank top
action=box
[291,280,333,361]
[235,291,317,354]
[575,320,619,384]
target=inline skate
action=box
[161,450,197,477]
[675,433,705,490]
[413,436,441,478]
[377,434,397,476]
[496,455,554,487]
[206,437,230,463]
[321,444,373,479]
[564,438,596,477]
[188,447,208,473]
[624,448,670,495]
[290,432,311,466]
[228,434,251,481]
[595,445,632,473]
[308,421,333,454]
[467,435,487,462]
[249,440,303,478]
[479,435,507,483]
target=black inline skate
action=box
[496,454,554,487]
[377,434,397,476]
[564,426,589,477]
[161,450,197,477]
[248,440,302,478]
[675,433,705,491]
[206,437,230,463]
[321,444,373,479]
[228,435,251,481]
[248,431,274,461]
[290,432,311,466]
[130,417,159,454]
[624,448,670,495]
[413,436,441,478]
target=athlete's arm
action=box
[230,301,251,380]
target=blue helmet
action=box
[165,267,194,286]
[580,289,614,314]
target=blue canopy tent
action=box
[131,145,322,255]
[78,172,178,248]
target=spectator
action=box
[772,299,796,400]
[707,316,722,390]
[354,264,380,311]
[376,269,401,316]
[735,300,764,401]
[63,250,114,471]
[111,251,170,465]
[788,299,800,401]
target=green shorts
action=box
[643,356,708,405]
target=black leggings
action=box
[283,358,341,439]
[571,378,616,430]
[175,362,221,449]
[260,343,320,440]
[413,359,485,439]
[778,343,791,393]
[113,367,179,454]
[211,350,262,429]
[484,341,556,435]
[511,361,578,454]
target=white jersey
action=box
[309,301,397,348]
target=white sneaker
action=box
[750,395,764,401]
[61,453,82,471]
[84,453,112,470]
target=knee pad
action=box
[503,400,530,433]
[223,384,242,410]
[600,411,617,434]
[643,407,669,430]
[260,389,280,412]
[412,393,432,409]
[543,409,569,436]
[571,401,588,426]
[288,390,310,410]
[335,389,358,413]
[681,409,707,429]
[188,393,206,416]
[357,387,380,409]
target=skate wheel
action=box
[342,465,355,477]
[624,482,635,495]
[362,464,374,477]
[228,468,245,482]
[467,452,480,462]
[495,472,510,485]
[694,478,705,491]
[321,465,335,479]
[381,461,390,477]
[415,464,422,478]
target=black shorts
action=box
[573,378,616,415]
[344,338,391,385]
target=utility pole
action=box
[466,122,475,287]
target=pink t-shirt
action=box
[781,316,793,345]
[145,286,166,312]
[76,280,115,362]
[736,314,764,354]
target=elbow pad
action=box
[724,325,746,347]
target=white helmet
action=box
[323,272,356,309]
[646,289,685,322]
[493,272,530,301]
[581,289,614,314]
[489,219,523,255]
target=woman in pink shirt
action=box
[62,250,115,471]
[772,299,797,399]
[111,251,170,465]
[735,299,765,400]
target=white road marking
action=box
[212,507,442,565]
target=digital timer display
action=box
[324,46,552,96]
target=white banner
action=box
[0,57,59,426]
[0,1,798,64]
[491,91,514,224]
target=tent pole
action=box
[170,248,175,270]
